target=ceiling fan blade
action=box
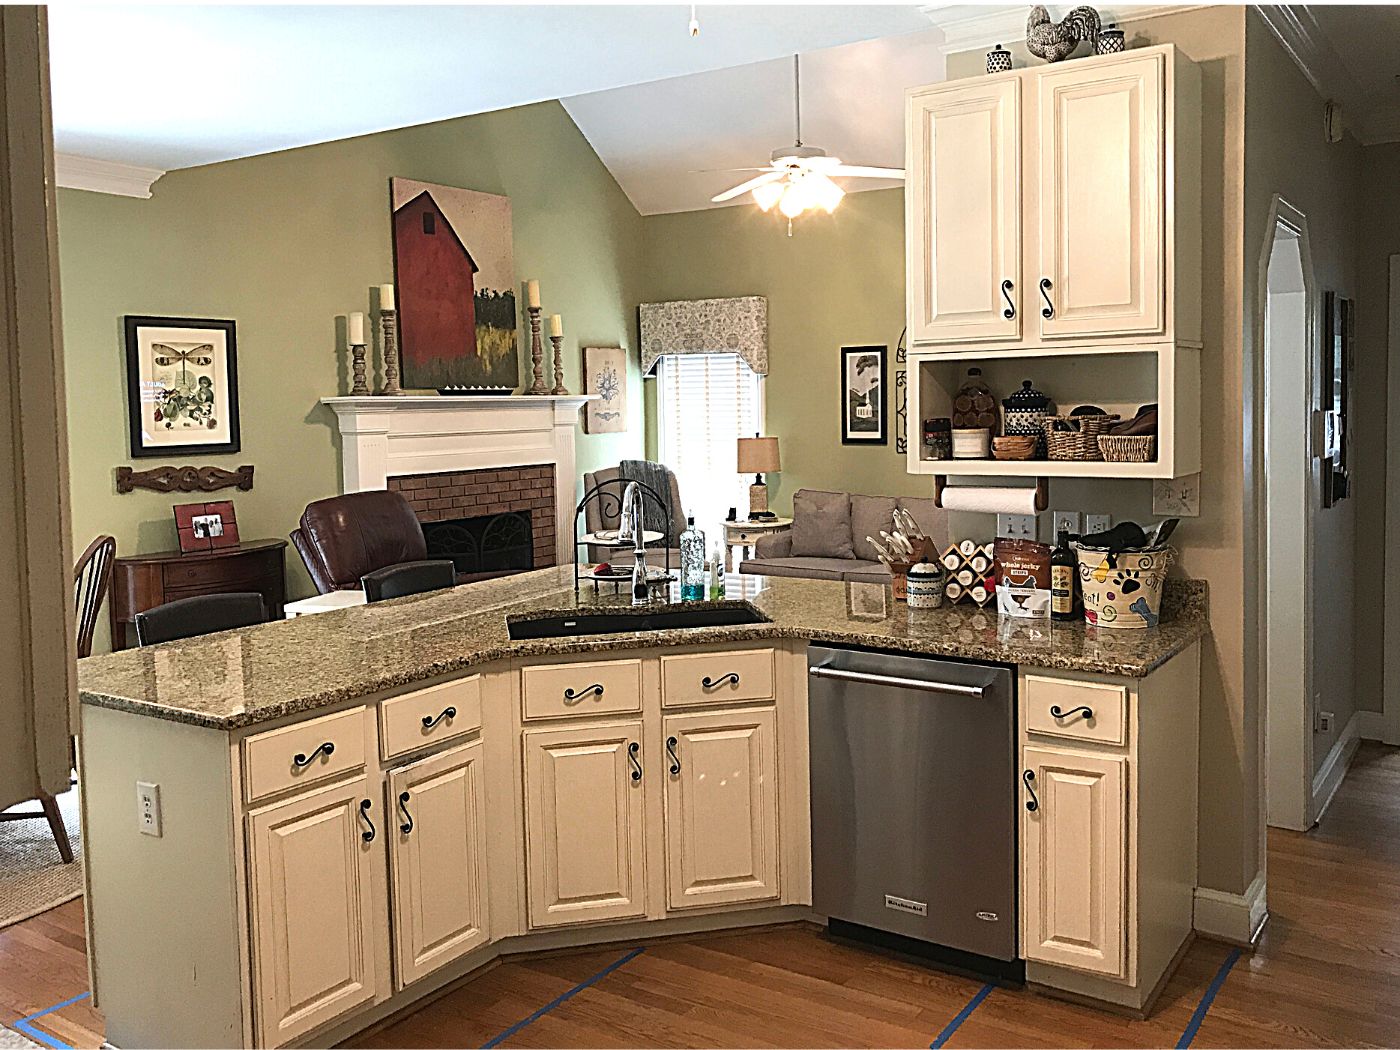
[711,170,785,203]
[828,164,907,179]
[689,167,772,174]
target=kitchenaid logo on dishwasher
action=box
[884,894,927,916]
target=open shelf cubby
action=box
[906,343,1201,480]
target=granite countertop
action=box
[78,566,1209,731]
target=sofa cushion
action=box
[850,495,899,563]
[841,563,893,584]
[738,556,861,581]
[790,489,854,559]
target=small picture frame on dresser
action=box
[174,500,240,553]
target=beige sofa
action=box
[739,489,950,583]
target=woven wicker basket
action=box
[1097,434,1156,463]
[1042,414,1119,461]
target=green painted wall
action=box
[58,100,645,650]
[640,189,919,513]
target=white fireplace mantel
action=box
[321,394,595,565]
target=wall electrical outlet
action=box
[997,513,1037,541]
[1084,513,1112,536]
[136,781,162,837]
[1052,511,1082,539]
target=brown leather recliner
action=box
[291,490,428,594]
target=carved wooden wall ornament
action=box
[115,464,254,495]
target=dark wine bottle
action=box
[1050,529,1077,622]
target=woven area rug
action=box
[0,788,82,930]
[0,1026,44,1048]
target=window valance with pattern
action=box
[638,296,768,377]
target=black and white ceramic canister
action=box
[1096,24,1125,54]
[987,43,1013,74]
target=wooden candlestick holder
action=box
[526,306,548,395]
[550,334,567,395]
[350,342,369,395]
[380,309,403,395]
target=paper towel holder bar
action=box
[933,475,1049,513]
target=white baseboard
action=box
[1312,710,1362,821]
[1357,710,1387,742]
[1194,871,1267,945]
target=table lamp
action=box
[737,436,780,518]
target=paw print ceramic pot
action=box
[1073,544,1175,629]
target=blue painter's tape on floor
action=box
[929,982,994,1049]
[1177,947,1242,1049]
[481,947,644,1049]
[10,992,90,1050]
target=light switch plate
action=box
[997,513,1036,541]
[1052,511,1082,539]
[137,781,162,837]
[1153,475,1201,517]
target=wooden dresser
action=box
[109,538,288,650]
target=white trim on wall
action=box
[1193,872,1268,946]
[1311,709,1362,824]
[54,153,164,198]
[920,4,1207,55]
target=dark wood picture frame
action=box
[124,315,240,458]
[840,344,888,445]
[1321,293,1352,507]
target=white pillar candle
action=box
[548,313,562,337]
[379,284,394,311]
[348,311,365,344]
[526,279,541,309]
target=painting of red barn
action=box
[390,178,519,391]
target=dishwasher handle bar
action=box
[808,664,991,699]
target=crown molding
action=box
[54,153,164,198]
[921,4,1208,55]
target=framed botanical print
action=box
[840,344,887,445]
[124,316,240,457]
[582,346,628,433]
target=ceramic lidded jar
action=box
[1002,379,1051,454]
[952,368,999,430]
[906,559,946,609]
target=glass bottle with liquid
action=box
[1051,529,1077,622]
[680,517,706,601]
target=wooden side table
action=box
[109,538,288,650]
[723,517,794,572]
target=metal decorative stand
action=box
[550,334,568,395]
[350,342,369,395]
[525,306,548,395]
[380,309,403,395]
[572,478,673,595]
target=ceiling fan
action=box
[709,54,905,222]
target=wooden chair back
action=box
[73,535,116,658]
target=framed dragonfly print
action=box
[124,316,240,457]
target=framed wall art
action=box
[840,344,887,445]
[1321,292,1353,507]
[582,346,628,433]
[124,316,240,458]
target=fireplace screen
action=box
[423,510,534,577]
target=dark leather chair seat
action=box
[135,592,267,646]
[292,490,427,594]
[361,560,457,603]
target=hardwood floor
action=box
[7,743,1400,1049]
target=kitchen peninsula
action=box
[78,567,1207,1048]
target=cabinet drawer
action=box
[521,659,642,721]
[379,676,483,761]
[164,557,273,589]
[243,707,367,803]
[661,649,775,709]
[1025,675,1127,746]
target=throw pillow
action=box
[790,489,855,559]
[850,496,899,563]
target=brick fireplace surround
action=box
[389,464,557,569]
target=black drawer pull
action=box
[1049,704,1094,721]
[701,673,740,689]
[359,798,376,842]
[422,706,457,730]
[666,735,681,775]
[564,683,605,703]
[628,741,642,783]
[1001,278,1016,320]
[292,741,335,769]
[1023,769,1039,812]
[398,790,414,835]
[1039,277,1055,319]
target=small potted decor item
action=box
[986,43,1013,74]
[1001,379,1051,456]
[906,559,946,609]
[1095,22,1125,54]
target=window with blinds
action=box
[655,353,765,541]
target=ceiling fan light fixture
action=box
[752,181,784,212]
[808,172,845,212]
[778,182,807,219]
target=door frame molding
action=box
[1385,255,1400,746]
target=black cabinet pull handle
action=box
[564,683,605,704]
[293,741,335,769]
[701,672,740,689]
[1023,769,1039,812]
[1049,704,1094,721]
[398,790,414,835]
[628,741,642,783]
[422,706,456,730]
[1039,278,1055,319]
[359,798,376,842]
[1001,279,1016,320]
[666,735,681,775]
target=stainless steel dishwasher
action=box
[808,644,1021,980]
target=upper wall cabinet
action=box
[906,45,1199,352]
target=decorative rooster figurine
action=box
[1026,4,1102,62]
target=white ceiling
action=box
[562,28,947,215]
[47,4,936,171]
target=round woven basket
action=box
[1042,414,1119,461]
[1098,434,1156,462]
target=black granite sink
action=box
[506,604,770,640]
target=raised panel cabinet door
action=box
[388,741,489,989]
[1021,746,1127,978]
[523,720,646,928]
[663,707,779,910]
[907,79,1022,344]
[247,776,380,1048]
[1036,52,1165,339]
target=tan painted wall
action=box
[57,101,646,652]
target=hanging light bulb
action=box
[778,179,808,219]
[752,181,784,212]
[808,172,845,213]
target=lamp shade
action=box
[737,436,781,474]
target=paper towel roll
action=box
[939,485,1042,515]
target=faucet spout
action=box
[619,482,650,604]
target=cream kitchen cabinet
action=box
[663,706,780,910]
[523,720,648,928]
[387,741,489,988]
